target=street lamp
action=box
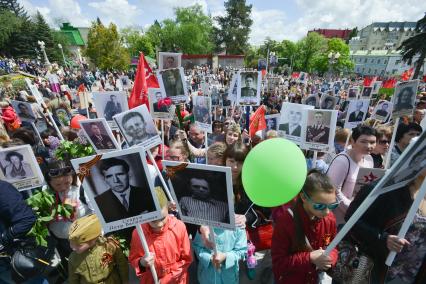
[37,40,51,66]
[58,43,67,67]
[328,51,340,78]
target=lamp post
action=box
[328,51,340,79]
[37,40,51,66]
[58,43,67,67]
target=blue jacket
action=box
[0,181,36,248]
[193,228,247,284]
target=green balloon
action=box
[242,138,307,207]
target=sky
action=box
[19,0,426,45]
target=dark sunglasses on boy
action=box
[48,166,74,178]
[302,190,340,211]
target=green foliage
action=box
[121,27,155,58]
[296,32,327,72]
[398,14,426,79]
[26,189,73,246]
[145,4,214,54]
[54,140,95,161]
[0,9,22,49]
[378,87,395,100]
[312,37,354,75]
[0,0,27,18]
[85,21,130,71]
[213,0,253,54]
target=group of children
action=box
[68,172,338,284]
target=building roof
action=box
[371,21,417,31]
[308,29,352,39]
[60,23,85,46]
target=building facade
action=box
[349,22,417,52]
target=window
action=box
[362,68,365,72]
[368,68,371,73]
[364,58,368,63]
[377,59,381,64]
[396,59,401,65]
[371,59,375,63]
[374,69,377,74]
[384,60,388,64]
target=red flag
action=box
[423,75,426,83]
[291,72,300,79]
[261,69,267,78]
[401,67,414,81]
[249,106,266,138]
[128,53,159,109]
[382,78,397,88]
[363,76,375,87]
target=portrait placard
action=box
[158,52,182,71]
[0,145,45,191]
[348,87,359,100]
[55,108,71,127]
[371,81,382,95]
[297,72,308,84]
[71,147,162,233]
[113,104,161,149]
[148,88,176,120]
[278,102,314,145]
[353,168,386,199]
[303,109,338,152]
[226,73,238,107]
[193,96,212,133]
[211,86,221,106]
[320,94,337,110]
[264,114,280,133]
[10,100,36,122]
[92,91,129,129]
[163,161,235,230]
[360,86,373,100]
[344,99,370,129]
[391,80,419,118]
[119,76,131,90]
[79,118,120,153]
[236,71,261,106]
[302,94,320,108]
[156,67,188,104]
[371,100,393,122]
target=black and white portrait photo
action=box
[344,99,370,129]
[303,94,319,108]
[320,95,337,110]
[0,145,44,191]
[392,80,419,118]
[92,91,129,127]
[265,114,279,131]
[372,100,393,122]
[10,100,36,122]
[304,109,337,152]
[360,86,373,99]
[157,67,188,104]
[348,87,359,99]
[113,104,161,149]
[193,96,212,133]
[158,52,182,70]
[371,81,382,95]
[119,76,131,90]
[298,72,308,84]
[55,108,71,127]
[71,148,162,232]
[148,88,175,120]
[80,118,119,153]
[226,74,238,106]
[163,161,235,229]
[237,71,261,106]
[278,102,313,144]
[211,86,221,106]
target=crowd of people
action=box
[0,55,426,284]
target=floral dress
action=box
[387,211,426,283]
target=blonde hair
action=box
[266,130,278,139]
[227,123,241,135]
[207,142,227,158]
[0,129,10,143]
[334,128,350,144]
[375,125,392,140]
[154,187,168,208]
[169,140,189,160]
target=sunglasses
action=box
[48,167,74,177]
[379,140,390,145]
[302,191,340,211]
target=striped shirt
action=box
[180,197,228,223]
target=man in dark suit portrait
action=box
[104,94,122,120]
[152,91,168,112]
[87,122,115,150]
[375,102,389,118]
[240,73,257,97]
[279,110,302,137]
[348,101,365,122]
[94,158,156,223]
[122,111,156,146]
[361,86,372,98]
[194,97,211,124]
[162,69,184,98]
[306,111,330,144]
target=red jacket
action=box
[271,202,338,284]
[1,106,19,124]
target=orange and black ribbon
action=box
[77,154,103,182]
[165,162,189,179]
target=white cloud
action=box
[88,0,142,27]
[249,8,288,45]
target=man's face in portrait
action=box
[123,115,146,140]
[190,178,210,200]
[103,165,130,193]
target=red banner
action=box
[249,106,266,138]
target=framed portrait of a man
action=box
[392,80,419,118]
[71,147,162,233]
[371,100,393,122]
[211,86,221,106]
[297,72,308,84]
[236,71,261,106]
[226,73,238,107]
[302,94,320,108]
[278,102,314,144]
[371,81,382,95]
[158,52,182,71]
[157,67,188,104]
[148,88,175,120]
[163,161,235,230]
[92,91,129,129]
[344,99,370,129]
[320,95,337,110]
[10,100,36,122]
[193,96,212,133]
[0,145,44,191]
[119,76,131,90]
[303,109,338,152]
[348,87,359,100]
[80,118,120,153]
[360,86,373,100]
[113,104,161,149]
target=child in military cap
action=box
[68,214,129,284]
[129,187,192,284]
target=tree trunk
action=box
[413,51,426,79]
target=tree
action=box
[121,27,155,58]
[312,38,354,75]
[296,32,327,72]
[34,11,54,59]
[85,21,130,70]
[398,14,426,79]
[0,9,22,49]
[0,0,27,18]
[213,0,253,54]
